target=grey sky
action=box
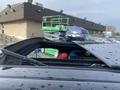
[0,0,120,32]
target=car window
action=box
[27,48,59,59]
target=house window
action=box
[2,30,4,34]
[0,24,4,34]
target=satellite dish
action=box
[28,0,33,4]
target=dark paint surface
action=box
[2,38,120,90]
[0,66,120,90]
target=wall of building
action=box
[105,26,116,37]
[26,20,43,38]
[89,30,104,37]
[2,20,27,39]
[0,24,2,34]
[1,20,44,39]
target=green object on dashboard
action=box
[44,48,59,56]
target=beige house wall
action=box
[26,21,43,38]
[3,20,27,39]
[0,24,2,34]
[1,20,43,40]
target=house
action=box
[0,2,106,39]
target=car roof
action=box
[4,37,120,69]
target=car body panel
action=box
[0,66,120,90]
[1,38,120,90]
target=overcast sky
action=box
[0,0,120,32]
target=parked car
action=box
[0,37,120,90]
[66,26,91,42]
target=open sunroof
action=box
[74,41,120,68]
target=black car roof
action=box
[74,41,120,69]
